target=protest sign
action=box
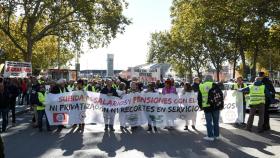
[45,90,241,126]
[4,61,32,78]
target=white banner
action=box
[45,90,242,126]
[4,61,32,78]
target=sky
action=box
[77,0,172,70]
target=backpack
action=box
[208,85,224,110]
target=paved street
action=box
[2,111,280,158]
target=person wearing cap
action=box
[198,75,219,141]
[239,77,269,133]
[101,79,119,132]
[258,72,276,131]
[162,79,177,130]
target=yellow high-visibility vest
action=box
[249,85,265,105]
[37,92,46,111]
[199,82,213,108]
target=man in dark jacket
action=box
[240,77,269,133]
[7,78,20,126]
[0,135,4,158]
[101,79,119,131]
[30,77,40,128]
[57,79,69,93]
[0,84,10,132]
[118,76,143,91]
[192,77,200,92]
[259,72,276,131]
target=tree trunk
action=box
[216,66,220,82]
[188,66,193,83]
[196,69,202,79]
[25,41,33,62]
[233,59,236,79]
[239,47,247,79]
[251,44,259,81]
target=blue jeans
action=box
[205,110,220,137]
[0,108,9,132]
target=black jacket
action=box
[30,84,40,105]
[118,76,131,90]
[50,85,61,94]
[0,91,10,109]
[192,83,200,92]
[8,84,19,100]
[198,82,223,112]
[262,77,276,100]
[100,87,119,97]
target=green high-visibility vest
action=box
[67,85,75,92]
[112,83,119,90]
[37,92,46,111]
[249,85,265,105]
[199,82,213,108]
[59,87,67,93]
[233,83,247,90]
[84,84,96,92]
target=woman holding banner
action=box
[117,82,128,131]
[162,79,177,130]
[76,79,86,132]
[144,82,158,132]
[101,79,119,132]
[127,81,141,132]
[181,82,197,131]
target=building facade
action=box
[107,54,114,77]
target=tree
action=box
[170,0,280,81]
[0,0,130,61]
[170,0,232,81]
[0,29,74,70]
[249,24,280,72]
[147,31,172,64]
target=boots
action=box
[147,124,152,131]
[109,125,115,132]
[154,126,157,132]
[104,124,109,131]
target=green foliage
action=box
[0,0,130,61]
[147,0,280,81]
[0,29,74,70]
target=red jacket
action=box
[21,82,27,93]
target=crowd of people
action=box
[0,72,276,142]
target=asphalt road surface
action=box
[2,112,280,158]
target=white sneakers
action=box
[203,136,214,141]
[203,136,221,141]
